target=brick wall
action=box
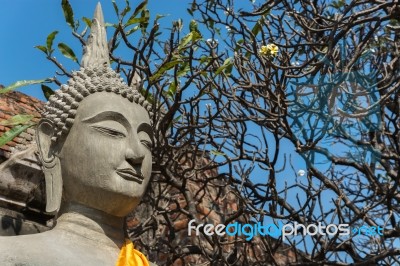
[0,90,44,162]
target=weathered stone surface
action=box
[0,144,45,209]
[0,207,50,236]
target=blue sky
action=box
[0,0,192,100]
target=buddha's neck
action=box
[55,202,125,249]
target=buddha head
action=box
[36,3,153,217]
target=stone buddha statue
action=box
[0,3,155,266]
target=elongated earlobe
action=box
[37,120,55,166]
[36,119,63,214]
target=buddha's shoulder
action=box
[0,232,116,266]
[0,233,68,265]
[0,234,54,265]
[0,232,55,252]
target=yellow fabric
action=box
[115,239,150,266]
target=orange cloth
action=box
[115,239,150,266]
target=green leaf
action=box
[177,62,190,77]
[331,0,346,9]
[215,58,233,75]
[140,9,150,33]
[252,22,261,36]
[178,32,194,50]
[208,19,214,29]
[0,79,51,94]
[126,17,146,27]
[170,114,182,128]
[150,60,182,82]
[210,150,225,156]
[173,115,182,122]
[0,115,34,126]
[46,31,59,53]
[189,19,198,33]
[104,23,116,28]
[125,1,147,28]
[126,25,140,35]
[58,43,78,63]
[187,1,197,19]
[0,124,34,148]
[167,82,177,99]
[200,56,212,64]
[131,0,148,19]
[177,31,201,51]
[235,39,244,52]
[35,45,48,54]
[82,17,92,27]
[61,0,75,29]
[225,62,233,75]
[155,14,167,22]
[121,1,131,17]
[111,0,119,15]
[41,85,55,100]
[173,19,183,31]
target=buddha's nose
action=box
[126,145,145,166]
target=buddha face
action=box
[56,92,152,217]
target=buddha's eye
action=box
[91,125,126,138]
[138,131,152,149]
[141,140,152,149]
[89,120,128,138]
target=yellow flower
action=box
[259,44,278,57]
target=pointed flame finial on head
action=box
[81,2,109,67]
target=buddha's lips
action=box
[116,168,144,184]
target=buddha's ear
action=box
[36,119,56,165]
[36,119,62,214]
